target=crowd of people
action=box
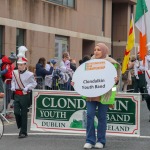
[0,43,150,149]
[121,52,150,120]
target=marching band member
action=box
[145,46,150,121]
[134,52,146,101]
[11,46,37,138]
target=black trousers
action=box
[14,94,30,134]
[0,78,4,93]
[145,97,150,111]
[144,88,150,111]
[134,74,146,99]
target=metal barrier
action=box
[0,76,44,123]
[44,75,73,91]
[0,79,13,123]
[35,76,45,90]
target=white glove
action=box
[11,87,15,91]
[138,66,144,71]
[148,87,150,95]
[136,64,139,68]
[23,87,28,92]
[136,75,139,80]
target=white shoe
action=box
[83,143,94,149]
[95,142,104,149]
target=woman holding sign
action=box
[84,43,120,149]
[72,43,121,149]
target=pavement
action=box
[0,100,150,150]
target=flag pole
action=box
[132,13,135,45]
[144,8,148,52]
[132,13,136,58]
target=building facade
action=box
[0,0,137,67]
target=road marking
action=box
[139,136,150,139]
[3,133,86,136]
[4,117,31,126]
[3,133,150,139]
[4,121,16,126]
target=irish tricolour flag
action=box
[135,0,148,61]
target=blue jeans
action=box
[86,101,108,145]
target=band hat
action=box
[17,46,28,58]
[17,46,28,64]
[17,57,28,64]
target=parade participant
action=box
[11,46,37,138]
[134,52,146,100]
[144,47,150,121]
[122,62,132,92]
[127,56,136,92]
[82,43,121,149]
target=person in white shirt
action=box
[11,46,37,138]
[134,52,146,100]
[59,52,72,90]
[144,49,150,121]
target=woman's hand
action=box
[114,76,119,85]
[53,64,57,69]
[71,81,75,86]
[50,63,53,67]
[0,92,4,98]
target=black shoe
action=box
[18,133,28,138]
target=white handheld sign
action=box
[72,59,117,97]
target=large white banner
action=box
[31,90,141,137]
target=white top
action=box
[145,55,150,70]
[11,70,37,91]
[134,60,145,77]
[45,64,51,71]
[59,60,72,73]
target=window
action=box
[0,26,4,58]
[46,0,75,8]
[55,36,68,62]
[16,28,25,54]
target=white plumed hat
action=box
[17,46,28,64]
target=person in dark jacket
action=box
[36,57,53,78]
[35,57,53,89]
